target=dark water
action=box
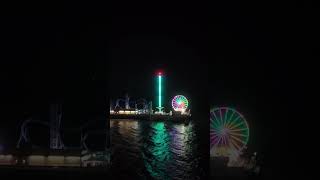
[110,119,205,179]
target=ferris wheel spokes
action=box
[210,107,250,158]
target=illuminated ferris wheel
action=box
[210,107,249,157]
[172,95,189,112]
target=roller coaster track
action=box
[16,118,107,151]
[113,97,149,110]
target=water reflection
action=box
[111,119,202,179]
[142,122,171,179]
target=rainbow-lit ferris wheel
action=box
[172,95,189,112]
[210,107,249,158]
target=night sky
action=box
[109,16,208,110]
[209,5,291,174]
[1,15,108,149]
[0,2,292,177]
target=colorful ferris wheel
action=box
[172,95,189,112]
[210,107,249,157]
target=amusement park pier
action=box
[110,71,191,121]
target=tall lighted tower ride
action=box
[156,71,164,113]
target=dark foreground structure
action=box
[0,166,110,178]
[210,157,272,179]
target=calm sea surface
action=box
[110,119,205,179]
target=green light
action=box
[143,122,170,179]
[158,75,162,108]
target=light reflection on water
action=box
[110,119,202,179]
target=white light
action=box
[0,155,13,160]
[28,155,45,161]
[65,156,80,161]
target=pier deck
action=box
[110,114,191,122]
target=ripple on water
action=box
[111,119,203,180]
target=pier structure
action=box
[110,94,152,115]
[10,103,110,168]
[110,70,191,120]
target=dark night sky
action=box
[209,6,291,172]
[1,15,108,149]
[109,16,208,109]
